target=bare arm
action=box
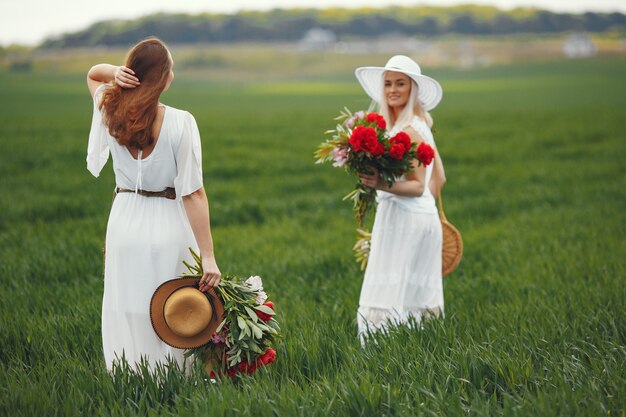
[182,187,221,290]
[359,127,426,197]
[424,113,446,198]
[87,64,139,97]
[428,145,446,198]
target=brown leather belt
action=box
[114,187,176,200]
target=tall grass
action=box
[0,57,624,416]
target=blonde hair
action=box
[378,76,432,132]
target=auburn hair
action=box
[100,38,172,149]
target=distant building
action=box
[563,32,597,58]
[298,28,336,51]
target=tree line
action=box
[41,6,626,48]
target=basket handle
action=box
[437,193,448,223]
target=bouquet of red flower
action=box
[182,249,281,378]
[315,108,435,226]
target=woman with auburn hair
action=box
[87,38,221,371]
[354,55,446,340]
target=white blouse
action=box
[87,83,203,200]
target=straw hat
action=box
[150,277,224,349]
[355,55,443,111]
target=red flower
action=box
[227,367,238,377]
[257,348,277,367]
[361,134,384,156]
[416,142,435,166]
[349,126,377,152]
[365,112,386,130]
[255,301,275,322]
[256,311,271,321]
[350,126,385,156]
[238,361,257,375]
[389,144,406,160]
[390,132,411,152]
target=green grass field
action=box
[0,56,624,416]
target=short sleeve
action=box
[86,84,111,177]
[174,112,204,199]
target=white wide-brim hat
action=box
[355,55,443,111]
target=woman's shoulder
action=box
[163,105,198,130]
[410,113,433,129]
[163,105,192,119]
[403,114,434,144]
[162,106,200,149]
[93,82,113,105]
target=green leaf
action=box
[255,305,275,315]
[268,320,281,332]
[189,247,202,265]
[244,306,259,323]
[255,322,270,331]
[237,315,247,331]
[228,353,240,368]
[249,343,264,354]
[215,319,226,333]
[250,323,263,339]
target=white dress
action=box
[357,115,444,338]
[87,84,204,371]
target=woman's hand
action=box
[199,256,221,291]
[359,169,382,189]
[114,66,140,89]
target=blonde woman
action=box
[354,55,446,339]
[87,38,220,371]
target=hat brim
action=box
[150,277,225,349]
[355,66,443,111]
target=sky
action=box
[2,0,625,46]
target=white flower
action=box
[344,111,366,129]
[245,275,263,290]
[245,275,268,304]
[331,147,348,168]
[256,290,268,305]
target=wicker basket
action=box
[438,195,463,277]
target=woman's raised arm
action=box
[87,64,139,97]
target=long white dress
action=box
[357,115,444,338]
[87,84,204,371]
